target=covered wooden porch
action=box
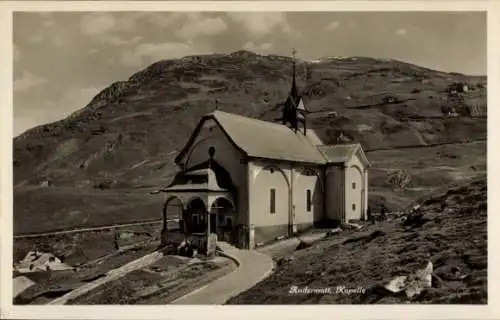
[159,163,238,254]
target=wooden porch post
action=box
[162,203,167,233]
[206,210,210,236]
[206,210,211,254]
[161,203,167,246]
[215,209,219,237]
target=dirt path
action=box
[171,243,274,305]
[366,138,486,153]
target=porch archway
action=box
[185,197,207,233]
[163,196,183,232]
[209,197,236,242]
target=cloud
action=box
[14,44,20,62]
[176,16,227,40]
[14,71,48,92]
[88,12,183,36]
[106,35,143,46]
[14,86,101,136]
[242,41,273,53]
[396,28,407,36]
[80,13,116,35]
[327,21,341,30]
[227,12,290,36]
[43,19,55,27]
[28,29,65,47]
[40,12,55,27]
[147,12,185,28]
[53,33,65,47]
[29,31,44,44]
[121,41,211,67]
[114,12,154,31]
[87,48,99,56]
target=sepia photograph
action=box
[1,1,497,319]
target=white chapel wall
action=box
[248,160,291,228]
[345,152,367,221]
[181,118,248,224]
[325,165,344,221]
[183,119,243,186]
[292,166,323,228]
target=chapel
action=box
[160,51,370,251]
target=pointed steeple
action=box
[291,48,298,100]
[282,47,307,135]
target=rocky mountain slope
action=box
[227,177,487,304]
[13,51,487,234]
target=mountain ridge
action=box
[13,50,487,233]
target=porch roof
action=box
[161,159,234,193]
[161,182,228,192]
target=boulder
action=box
[15,250,72,273]
[277,256,294,266]
[342,222,362,230]
[325,227,342,237]
[384,261,433,299]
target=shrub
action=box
[387,170,412,190]
[380,119,404,134]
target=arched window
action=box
[270,189,276,214]
[306,189,312,212]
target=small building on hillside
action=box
[160,52,370,251]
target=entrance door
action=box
[209,213,217,234]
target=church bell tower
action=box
[282,48,307,135]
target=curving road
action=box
[171,242,275,305]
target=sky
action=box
[13,11,486,136]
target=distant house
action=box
[160,54,370,250]
[39,180,50,188]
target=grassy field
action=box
[13,223,165,266]
[68,255,236,305]
[227,178,486,304]
[366,140,486,211]
[13,187,166,235]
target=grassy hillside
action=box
[13,51,487,233]
[13,187,165,234]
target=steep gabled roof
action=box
[176,110,326,164]
[317,143,370,167]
